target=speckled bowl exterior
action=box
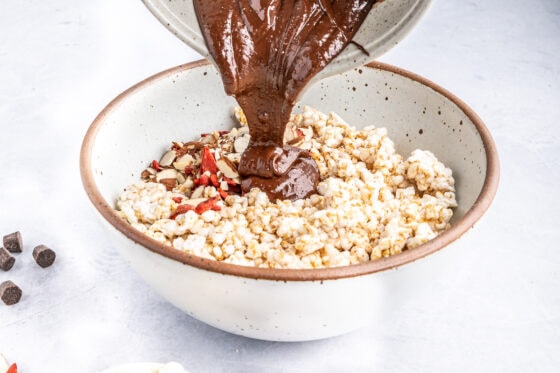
[80,60,499,341]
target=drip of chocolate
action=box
[194,0,378,201]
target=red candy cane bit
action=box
[151,160,162,171]
[195,196,221,214]
[7,363,18,373]
[222,176,238,186]
[200,147,219,174]
[170,204,195,219]
[219,130,230,136]
[184,166,194,175]
[172,196,183,203]
[210,174,220,187]
[171,196,222,218]
[218,188,229,199]
[194,174,210,186]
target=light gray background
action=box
[1,0,558,372]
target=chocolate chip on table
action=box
[32,245,56,268]
[3,231,23,253]
[0,247,15,271]
[0,280,22,306]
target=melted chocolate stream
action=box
[193,0,378,201]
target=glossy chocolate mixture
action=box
[193,0,378,201]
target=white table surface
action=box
[1,0,559,372]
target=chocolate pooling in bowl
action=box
[193,0,378,201]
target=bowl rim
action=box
[80,60,500,282]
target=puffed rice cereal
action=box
[116,106,457,269]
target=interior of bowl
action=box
[80,60,499,281]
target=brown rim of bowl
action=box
[80,59,500,282]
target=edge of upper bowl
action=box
[140,0,433,83]
[80,60,500,282]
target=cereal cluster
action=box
[116,106,456,269]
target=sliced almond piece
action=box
[201,133,217,145]
[156,168,178,182]
[190,185,205,199]
[159,150,177,167]
[238,125,250,135]
[173,153,195,171]
[141,169,152,179]
[177,153,195,163]
[226,153,241,164]
[216,157,239,179]
[234,134,250,153]
[176,172,186,184]
[159,178,177,191]
[184,141,205,150]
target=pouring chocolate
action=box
[193,0,379,201]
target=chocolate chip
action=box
[32,245,56,268]
[1,280,22,306]
[0,247,15,271]
[3,231,23,253]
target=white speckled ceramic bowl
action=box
[141,0,432,84]
[80,60,499,341]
